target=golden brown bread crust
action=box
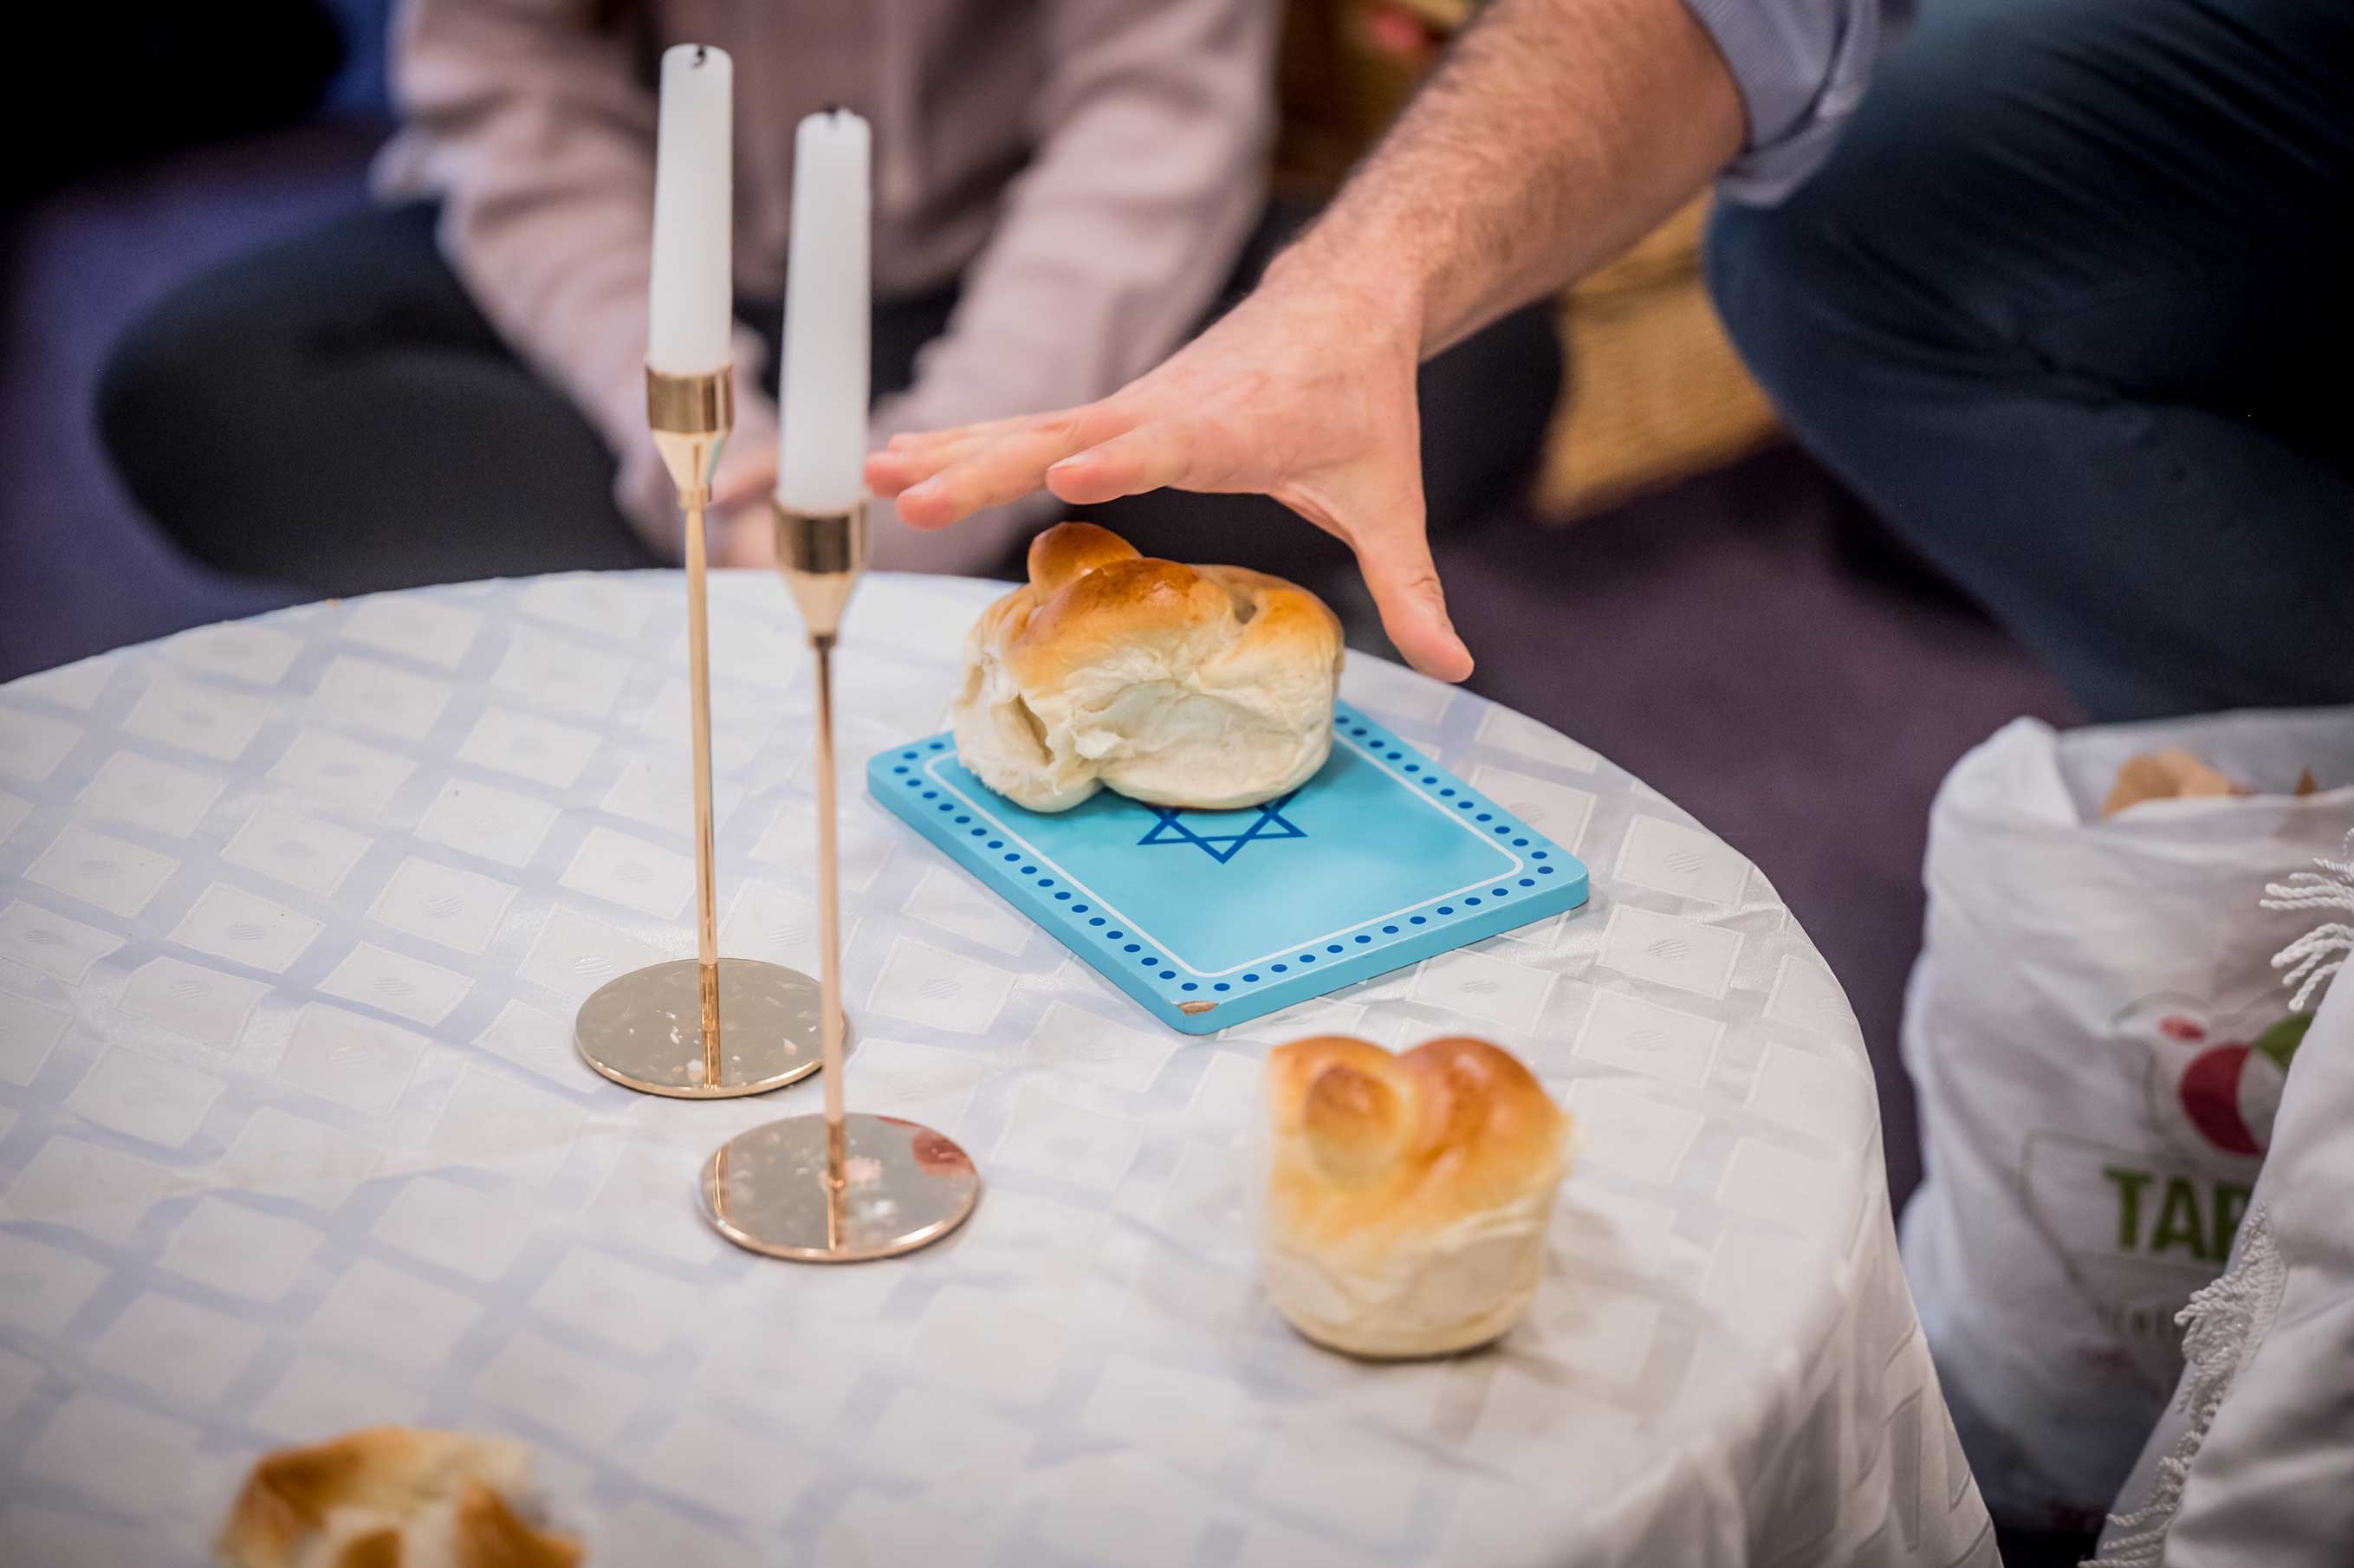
[220,1429,382,1567]
[216,1427,581,1568]
[2100,748,2246,815]
[1003,554,1230,692]
[449,1481,582,1568]
[334,1532,404,1568]
[1266,1035,1569,1260]
[954,522,1345,812]
[1028,519,1147,593]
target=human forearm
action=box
[866,0,1751,684]
[1285,0,1744,355]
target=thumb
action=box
[1356,530,1472,682]
[1299,477,1468,682]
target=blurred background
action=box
[0,0,2083,1206]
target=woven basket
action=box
[1541,197,1780,520]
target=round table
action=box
[0,573,1993,1567]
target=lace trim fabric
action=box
[2261,827,2354,1012]
[2085,1207,2287,1568]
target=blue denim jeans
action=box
[1708,0,2354,721]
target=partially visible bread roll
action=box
[953,522,1344,812]
[1263,1034,1571,1358]
[216,1427,580,1568]
[2099,748,2247,816]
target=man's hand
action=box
[867,258,1475,680]
[866,0,1741,684]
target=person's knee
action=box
[100,205,441,505]
[94,254,321,576]
[97,278,243,495]
[1702,196,1873,430]
[1704,35,2021,427]
[1702,201,1798,380]
[1713,0,2156,389]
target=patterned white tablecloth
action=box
[0,572,1994,1567]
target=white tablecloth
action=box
[0,572,1994,1567]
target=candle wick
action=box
[694,44,708,66]
[823,102,844,118]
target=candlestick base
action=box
[574,957,834,1098]
[699,1113,979,1261]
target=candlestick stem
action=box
[684,492,723,1081]
[573,367,827,1098]
[812,630,849,1188]
[697,502,979,1261]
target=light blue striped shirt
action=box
[1685,0,1909,203]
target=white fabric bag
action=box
[1898,707,2354,1530]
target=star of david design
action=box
[1135,791,1307,865]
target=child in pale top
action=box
[99,0,1558,626]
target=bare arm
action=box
[1297,0,1743,355]
[868,0,1742,680]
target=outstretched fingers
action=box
[867,407,1128,528]
[864,430,1001,515]
[1043,424,1204,507]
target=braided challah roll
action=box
[1263,1034,1572,1357]
[954,522,1344,812]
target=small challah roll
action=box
[216,1426,580,1568]
[953,522,1344,812]
[1263,1034,1571,1358]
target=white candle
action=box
[776,107,872,514]
[646,43,734,374]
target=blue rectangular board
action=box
[867,703,1591,1034]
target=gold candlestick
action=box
[697,500,981,1260]
[573,366,827,1098]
